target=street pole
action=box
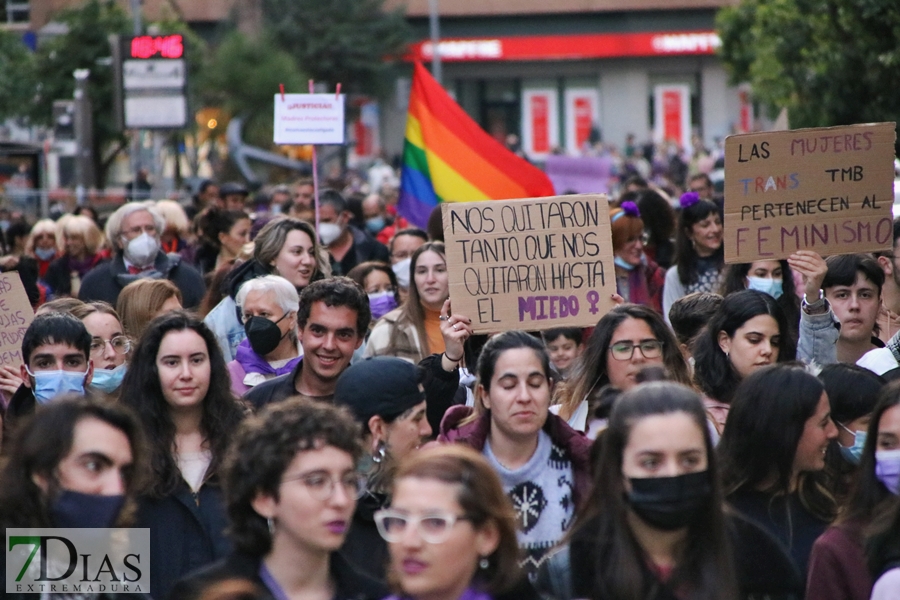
[130,0,142,200]
[428,0,441,85]
[73,69,93,205]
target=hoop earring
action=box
[372,440,387,464]
[267,517,275,535]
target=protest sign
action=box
[724,122,896,263]
[442,194,617,334]
[273,93,345,145]
[0,272,34,369]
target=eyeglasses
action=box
[90,336,131,356]
[609,340,664,361]
[281,470,365,501]
[374,509,471,544]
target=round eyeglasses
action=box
[280,470,366,501]
[90,336,131,356]
[374,509,472,544]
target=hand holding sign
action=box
[0,364,23,396]
[439,299,472,362]
[787,251,828,300]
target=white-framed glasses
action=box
[374,509,471,544]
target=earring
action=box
[267,517,275,535]
[372,440,387,464]
[478,556,489,570]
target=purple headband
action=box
[680,191,701,209]
[611,201,641,223]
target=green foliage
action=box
[197,30,308,147]
[717,0,900,131]
[0,30,36,121]
[27,0,131,185]
[261,0,411,95]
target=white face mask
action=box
[122,232,159,267]
[317,222,343,246]
[392,257,411,289]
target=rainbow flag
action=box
[399,62,556,227]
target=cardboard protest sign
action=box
[442,194,617,334]
[724,122,895,263]
[0,272,34,370]
[273,93,345,145]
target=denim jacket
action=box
[797,300,838,367]
[204,296,245,362]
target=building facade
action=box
[382,0,747,161]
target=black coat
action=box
[727,489,827,580]
[79,251,206,309]
[552,512,803,600]
[136,480,231,600]
[243,359,303,410]
[340,491,389,582]
[329,226,390,276]
[418,352,468,437]
[168,549,387,600]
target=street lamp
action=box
[73,68,94,204]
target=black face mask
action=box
[52,490,126,528]
[624,470,711,531]
[244,313,289,356]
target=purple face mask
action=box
[875,449,900,495]
[368,291,398,320]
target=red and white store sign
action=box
[521,89,559,158]
[565,89,599,155]
[653,85,691,148]
[408,31,720,62]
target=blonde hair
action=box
[154,200,190,238]
[62,215,105,255]
[25,219,62,255]
[116,279,183,341]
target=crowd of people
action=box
[1,168,900,600]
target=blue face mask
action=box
[838,422,867,465]
[746,276,784,299]
[34,247,56,261]
[26,367,88,404]
[89,363,127,394]
[366,216,386,234]
[614,256,637,271]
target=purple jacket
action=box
[437,405,593,509]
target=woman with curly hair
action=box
[169,397,386,600]
[120,310,246,599]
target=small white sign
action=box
[123,59,185,90]
[274,93,345,145]
[125,95,187,128]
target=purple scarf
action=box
[383,589,492,600]
[233,338,301,377]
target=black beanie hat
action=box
[334,357,424,426]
